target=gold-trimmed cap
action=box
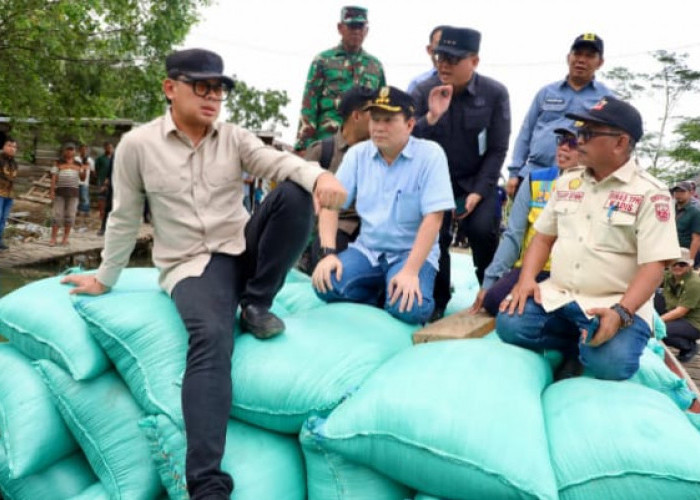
[363,86,415,115]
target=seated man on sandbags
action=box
[469,124,580,317]
[312,86,454,324]
[497,97,680,381]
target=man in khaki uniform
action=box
[497,96,680,381]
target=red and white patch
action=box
[603,191,643,215]
[556,190,585,202]
[650,194,671,203]
[654,203,670,222]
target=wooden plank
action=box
[413,310,495,344]
[17,194,52,205]
[32,180,51,189]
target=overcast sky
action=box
[184,0,700,167]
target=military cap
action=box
[566,96,643,142]
[435,27,481,57]
[363,86,415,115]
[165,48,235,88]
[338,87,377,120]
[571,33,604,56]
[340,6,368,24]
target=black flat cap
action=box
[435,27,481,57]
[166,48,235,88]
[566,96,643,142]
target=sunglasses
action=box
[556,135,578,148]
[576,128,622,142]
[177,77,233,101]
[432,52,468,66]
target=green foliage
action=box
[0,0,209,142]
[225,80,290,131]
[604,51,700,180]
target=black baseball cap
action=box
[553,122,577,136]
[166,48,235,88]
[364,86,415,115]
[566,96,643,142]
[571,33,604,56]
[435,27,481,57]
[338,87,377,120]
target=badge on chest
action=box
[603,191,643,216]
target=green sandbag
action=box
[309,339,558,500]
[629,345,696,411]
[232,302,416,433]
[0,448,97,500]
[67,483,110,500]
[0,344,77,478]
[140,414,306,500]
[443,251,478,316]
[0,273,110,380]
[300,420,412,500]
[544,378,700,500]
[270,281,325,317]
[35,361,162,500]
[414,495,442,500]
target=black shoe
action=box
[428,307,445,323]
[553,356,584,382]
[240,305,285,339]
[677,343,699,363]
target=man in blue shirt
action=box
[312,86,455,324]
[406,25,446,94]
[506,33,611,197]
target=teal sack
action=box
[35,361,162,500]
[270,282,325,318]
[300,420,411,500]
[444,251,478,316]
[232,302,416,433]
[309,340,558,500]
[141,414,306,500]
[0,448,97,500]
[544,378,700,499]
[0,344,77,478]
[0,274,110,379]
[629,345,696,411]
[68,482,110,500]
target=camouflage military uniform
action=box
[294,45,385,151]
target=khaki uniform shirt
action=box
[96,110,326,294]
[534,159,680,327]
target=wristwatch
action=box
[320,247,337,258]
[610,303,634,329]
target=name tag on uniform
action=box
[556,190,585,202]
[603,191,643,215]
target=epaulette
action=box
[637,169,668,190]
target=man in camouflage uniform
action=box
[294,6,385,152]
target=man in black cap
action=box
[303,86,376,268]
[61,48,347,499]
[312,86,455,324]
[671,180,700,267]
[294,6,385,152]
[498,96,681,381]
[507,33,611,198]
[410,26,511,321]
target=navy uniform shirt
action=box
[411,73,511,198]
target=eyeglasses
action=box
[556,135,578,148]
[432,52,468,66]
[177,77,232,101]
[576,128,622,143]
[672,262,690,268]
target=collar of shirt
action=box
[454,73,479,98]
[335,129,350,152]
[559,75,600,91]
[368,136,417,163]
[582,157,637,186]
[162,107,220,146]
[333,43,365,57]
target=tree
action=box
[225,80,290,131]
[604,51,700,181]
[0,0,209,142]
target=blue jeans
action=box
[315,247,436,324]
[78,185,90,213]
[0,196,13,242]
[496,299,649,380]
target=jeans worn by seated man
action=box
[312,86,455,325]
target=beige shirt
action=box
[97,110,325,294]
[534,158,680,327]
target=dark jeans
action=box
[482,268,550,317]
[171,181,312,499]
[435,190,499,310]
[654,291,700,352]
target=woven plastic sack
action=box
[300,420,411,500]
[35,361,162,500]
[444,251,479,316]
[67,483,110,500]
[309,339,558,500]
[0,448,97,500]
[0,344,77,478]
[544,378,700,499]
[231,302,416,433]
[140,414,306,500]
[270,281,326,317]
[629,345,697,411]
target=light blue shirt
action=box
[508,78,612,178]
[407,68,438,94]
[336,136,455,269]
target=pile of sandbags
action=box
[0,254,699,499]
